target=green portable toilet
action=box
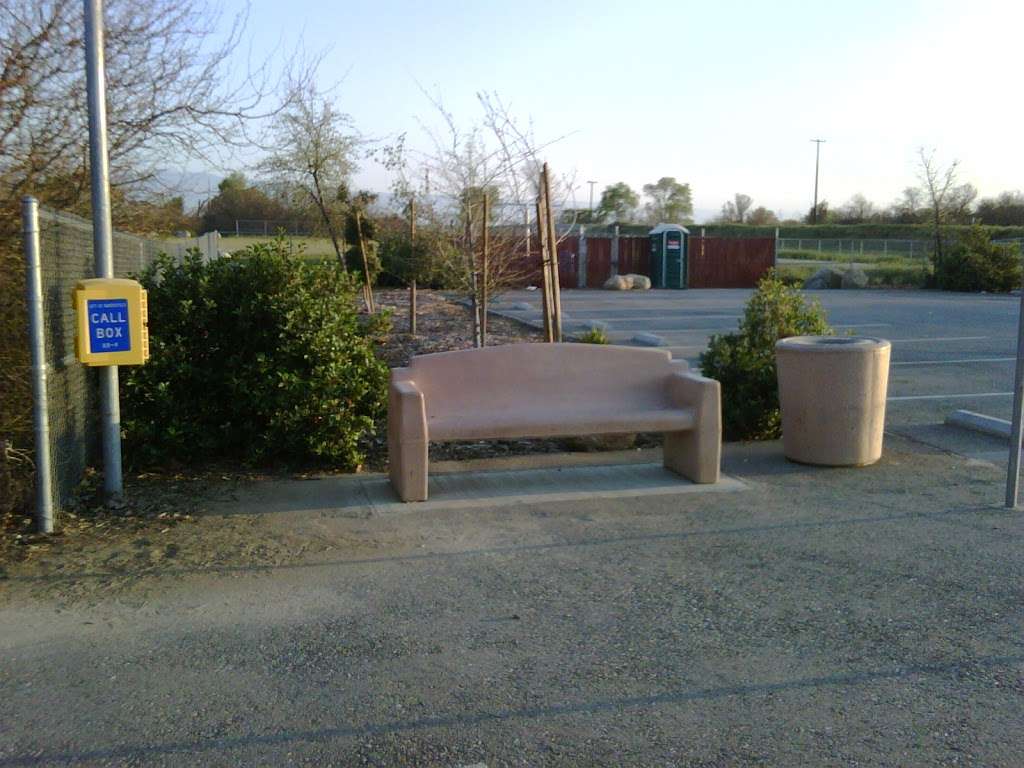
[648,223,690,288]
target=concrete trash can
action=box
[775,336,891,466]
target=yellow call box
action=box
[73,278,149,366]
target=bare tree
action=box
[718,193,753,223]
[946,182,978,224]
[383,89,576,316]
[838,193,876,223]
[0,0,313,221]
[918,147,960,261]
[259,82,358,268]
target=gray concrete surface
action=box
[2,436,1022,766]
[492,289,1022,428]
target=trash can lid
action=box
[776,335,891,352]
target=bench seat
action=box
[388,343,721,502]
[430,408,696,441]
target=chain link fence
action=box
[35,208,169,510]
[777,238,933,259]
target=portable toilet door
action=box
[648,224,690,288]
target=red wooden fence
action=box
[505,234,774,289]
[687,237,775,288]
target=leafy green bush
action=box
[931,226,1021,292]
[700,271,832,440]
[378,225,465,289]
[123,239,390,469]
[577,327,609,344]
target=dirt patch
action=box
[372,288,544,367]
[0,290,567,602]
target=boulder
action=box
[803,267,844,290]
[841,266,869,289]
[603,275,631,290]
[624,273,651,290]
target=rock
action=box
[632,332,665,347]
[803,267,844,290]
[625,273,651,290]
[841,266,869,289]
[603,275,631,290]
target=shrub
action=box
[931,226,1021,292]
[700,271,832,440]
[378,225,465,289]
[122,239,390,469]
[577,327,609,344]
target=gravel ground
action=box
[1,434,1022,766]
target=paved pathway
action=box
[2,438,1022,765]
[494,288,1021,427]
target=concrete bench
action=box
[388,343,721,502]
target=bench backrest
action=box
[395,343,687,423]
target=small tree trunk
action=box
[355,211,375,314]
[311,173,347,271]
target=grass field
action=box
[164,234,338,259]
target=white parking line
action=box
[887,392,1012,402]
[892,357,1016,366]
[888,336,990,343]
[831,323,892,328]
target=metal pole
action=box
[84,0,123,502]
[587,180,597,213]
[811,138,825,224]
[1006,265,1024,507]
[23,198,56,533]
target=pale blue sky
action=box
[216,0,1022,221]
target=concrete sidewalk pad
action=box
[210,460,747,517]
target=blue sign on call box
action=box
[87,298,131,353]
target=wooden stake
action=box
[464,208,481,347]
[409,197,417,336]
[355,211,375,314]
[536,197,554,343]
[481,192,490,346]
[542,163,563,342]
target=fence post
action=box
[22,198,55,533]
[235,220,240,236]
[611,225,620,276]
[1007,260,1024,507]
[884,240,888,256]
[910,240,914,258]
[578,225,588,288]
[774,227,780,266]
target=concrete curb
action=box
[944,409,1011,440]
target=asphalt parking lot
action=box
[495,288,1021,428]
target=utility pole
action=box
[85,0,123,503]
[810,138,826,224]
[587,180,597,213]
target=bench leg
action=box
[389,437,428,502]
[664,429,720,484]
